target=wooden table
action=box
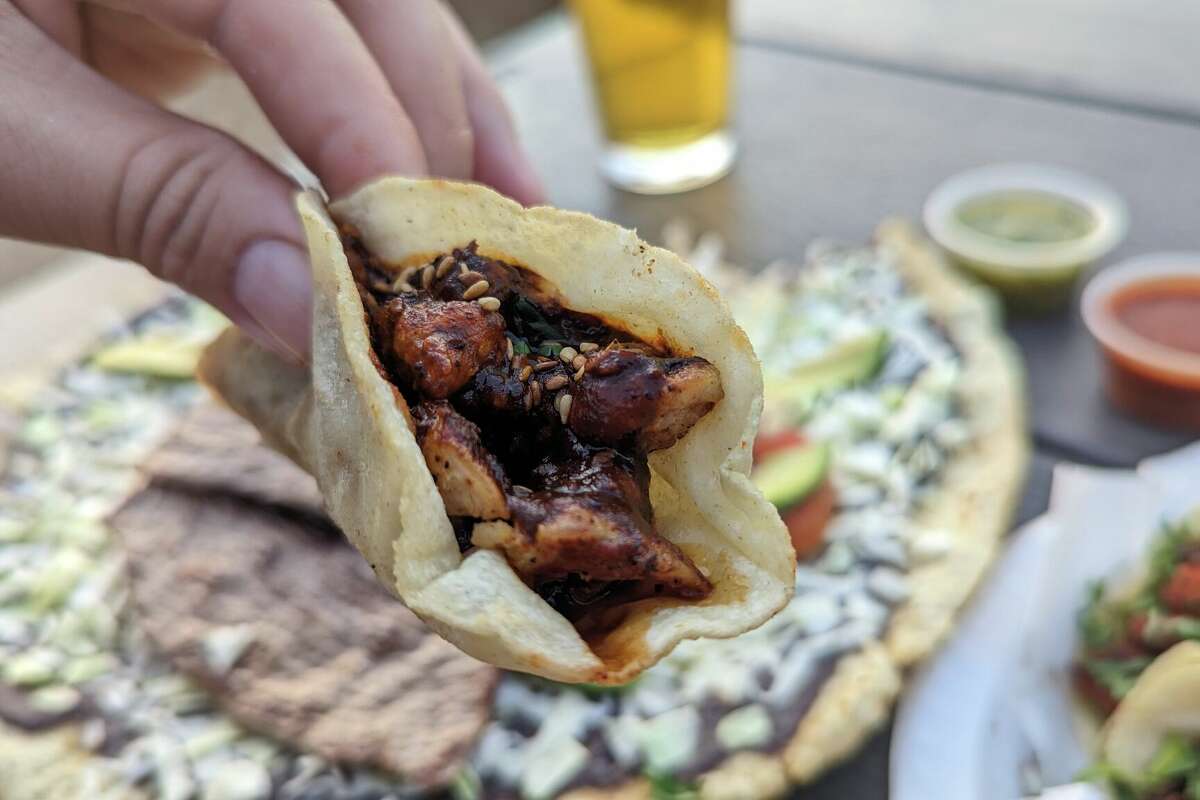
[488,12,1198,798]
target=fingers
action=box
[123,0,427,197]
[437,3,546,206]
[0,8,312,360]
[338,0,474,181]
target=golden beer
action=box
[571,0,736,193]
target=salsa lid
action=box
[1082,254,1200,387]
[924,163,1128,271]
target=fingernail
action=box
[234,240,313,363]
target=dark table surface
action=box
[489,13,1197,798]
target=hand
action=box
[0,1,544,361]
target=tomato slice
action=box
[1072,664,1120,718]
[1160,562,1200,615]
[782,480,836,560]
[753,429,808,464]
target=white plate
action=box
[891,442,1200,799]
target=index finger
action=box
[122,0,426,197]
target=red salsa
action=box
[1111,277,1200,355]
[1102,276,1200,430]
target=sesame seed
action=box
[543,374,568,391]
[478,296,501,312]
[571,355,586,370]
[559,346,578,364]
[394,281,415,293]
[460,270,486,286]
[421,265,435,289]
[533,360,557,372]
[557,393,573,424]
[573,365,586,381]
[579,342,599,353]
[435,255,456,278]
[463,280,490,300]
[519,365,533,381]
[530,381,542,404]
[524,390,534,411]
[506,338,515,360]
[460,263,469,275]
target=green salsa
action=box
[956,189,1096,244]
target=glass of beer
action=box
[570,0,736,194]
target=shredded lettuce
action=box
[1079,519,1200,653]
[1082,657,1154,700]
[1082,735,1200,799]
[1147,734,1200,785]
[1079,581,1124,650]
[1143,520,1196,605]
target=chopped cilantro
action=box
[512,296,564,343]
[1143,519,1196,605]
[506,333,532,355]
[1177,616,1200,641]
[646,772,698,800]
[538,341,563,357]
[1079,581,1123,650]
[1078,761,1135,800]
[449,767,482,800]
[1146,734,1200,786]
[1079,737,1200,800]
[1082,657,1154,700]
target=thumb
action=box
[0,7,311,361]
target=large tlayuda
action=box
[198,178,795,683]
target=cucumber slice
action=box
[752,442,830,510]
[766,330,888,411]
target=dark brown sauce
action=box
[340,230,715,621]
[1111,276,1200,355]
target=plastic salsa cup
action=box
[924,163,1128,314]
[1082,254,1200,431]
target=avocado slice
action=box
[766,329,888,411]
[752,441,830,510]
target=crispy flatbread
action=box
[198,177,795,684]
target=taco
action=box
[197,177,795,684]
[1091,641,1200,798]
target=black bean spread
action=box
[340,227,724,619]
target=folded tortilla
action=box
[198,177,794,683]
[1102,640,1200,775]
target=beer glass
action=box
[571,0,736,194]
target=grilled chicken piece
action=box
[381,296,506,399]
[568,349,724,453]
[473,443,711,601]
[413,402,509,520]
